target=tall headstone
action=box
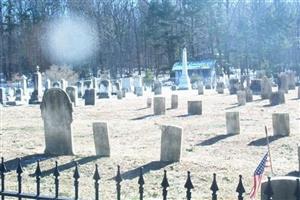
[279,73,289,93]
[171,94,178,109]
[60,79,68,91]
[287,71,296,90]
[76,81,84,98]
[226,112,240,135]
[245,87,253,102]
[154,96,166,115]
[187,101,202,115]
[154,81,162,95]
[45,79,51,90]
[21,75,28,96]
[133,75,143,94]
[272,113,290,136]
[261,76,272,99]
[178,48,191,90]
[0,87,6,105]
[40,88,74,155]
[160,125,183,162]
[84,89,96,105]
[29,66,43,104]
[237,90,246,106]
[197,81,204,95]
[66,86,78,106]
[298,86,300,99]
[93,122,110,157]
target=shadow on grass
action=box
[119,161,173,180]
[248,136,285,146]
[225,104,241,110]
[197,134,235,146]
[131,114,155,120]
[3,154,56,172]
[136,107,149,111]
[176,114,191,118]
[290,98,299,101]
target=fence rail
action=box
[0,157,299,200]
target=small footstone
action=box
[272,113,290,136]
[160,125,183,162]
[93,122,110,157]
[154,96,166,115]
[171,94,178,109]
[226,112,240,135]
[187,101,202,115]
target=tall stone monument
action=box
[29,66,43,104]
[40,88,74,155]
[178,48,191,90]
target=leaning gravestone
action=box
[245,87,253,102]
[171,94,178,109]
[197,81,204,95]
[272,113,290,136]
[261,76,272,99]
[160,125,183,162]
[93,122,110,157]
[188,101,202,115]
[269,91,285,106]
[40,88,74,155]
[237,90,246,106]
[84,89,96,105]
[154,96,165,115]
[261,176,299,200]
[226,112,240,135]
[66,86,78,106]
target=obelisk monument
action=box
[178,48,191,90]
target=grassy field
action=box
[0,87,299,199]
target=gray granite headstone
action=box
[84,89,96,105]
[154,96,165,115]
[66,86,78,106]
[226,112,240,135]
[171,94,178,109]
[93,122,110,157]
[272,113,290,136]
[261,76,272,99]
[188,101,202,115]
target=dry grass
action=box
[0,87,299,200]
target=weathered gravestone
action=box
[66,86,78,106]
[245,87,253,102]
[261,76,272,99]
[298,86,300,99]
[188,101,202,115]
[160,125,183,162]
[287,71,296,90]
[250,79,262,95]
[40,88,74,155]
[154,81,162,95]
[261,176,299,200]
[133,75,143,95]
[76,81,84,98]
[93,122,110,157]
[99,80,110,98]
[216,82,225,94]
[29,66,43,104]
[237,90,246,106]
[84,89,96,105]
[171,94,178,109]
[269,91,285,106]
[154,96,166,115]
[21,75,28,96]
[226,112,240,135]
[0,87,6,105]
[229,79,239,94]
[197,81,204,95]
[117,91,122,99]
[279,73,289,93]
[272,113,290,136]
[147,97,152,108]
[60,79,68,91]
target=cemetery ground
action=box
[1,88,300,200]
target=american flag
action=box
[249,152,271,199]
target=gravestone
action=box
[0,88,6,105]
[250,79,262,95]
[269,91,285,106]
[171,94,178,109]
[245,87,253,102]
[279,73,289,93]
[261,76,272,99]
[154,96,166,115]
[45,79,51,90]
[84,89,96,105]
[93,122,110,157]
[21,75,28,96]
[298,86,300,99]
[84,80,92,89]
[15,88,23,101]
[76,81,84,98]
[229,79,239,94]
[226,112,240,135]
[121,77,133,92]
[122,88,126,98]
[261,176,299,200]
[188,101,202,115]
[6,87,15,101]
[29,66,43,104]
[237,90,246,106]
[60,79,68,91]
[272,113,290,136]
[52,81,61,88]
[197,81,204,95]
[98,80,110,98]
[40,88,74,155]
[117,91,122,99]
[160,125,182,162]
[133,76,143,94]
[135,87,143,96]
[154,81,162,95]
[147,97,152,108]
[66,86,78,106]
[216,82,225,94]
[287,71,296,90]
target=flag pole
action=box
[265,126,274,175]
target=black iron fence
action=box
[0,157,299,200]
